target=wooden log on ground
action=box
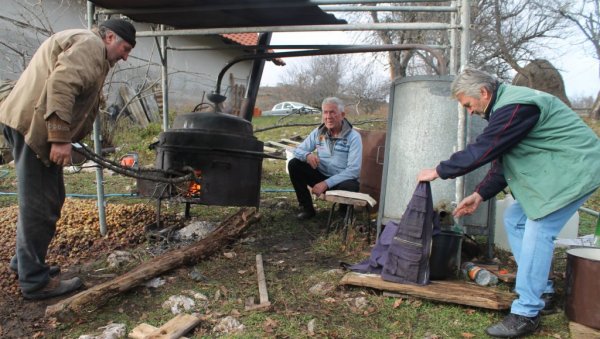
[46,208,261,320]
[129,313,200,339]
[340,272,515,310]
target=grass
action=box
[1,112,598,338]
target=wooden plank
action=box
[129,323,188,339]
[245,254,271,311]
[324,190,376,207]
[262,145,279,153]
[265,140,290,149]
[256,254,269,305]
[340,272,514,310]
[323,194,368,207]
[129,323,158,339]
[144,313,201,339]
[281,138,301,145]
[119,85,149,128]
[569,321,600,338]
[141,91,161,123]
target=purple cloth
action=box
[349,182,438,285]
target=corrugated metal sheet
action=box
[89,0,346,29]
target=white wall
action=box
[0,0,254,113]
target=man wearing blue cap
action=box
[0,19,136,300]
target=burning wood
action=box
[185,170,202,197]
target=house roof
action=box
[219,33,286,66]
[221,33,258,47]
[88,0,345,29]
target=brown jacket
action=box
[0,29,110,166]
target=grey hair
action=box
[322,97,344,112]
[451,67,499,99]
[98,26,123,43]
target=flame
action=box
[186,170,202,197]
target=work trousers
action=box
[505,191,594,317]
[3,124,65,293]
[287,158,359,210]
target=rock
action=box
[162,295,195,314]
[175,220,216,241]
[212,316,245,334]
[77,323,126,339]
[308,282,335,296]
[307,319,316,336]
[143,277,165,288]
[106,250,133,268]
[189,267,210,282]
[347,296,368,309]
[323,269,344,276]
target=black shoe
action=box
[296,208,316,220]
[22,276,83,300]
[486,313,540,338]
[10,265,61,278]
[540,293,556,315]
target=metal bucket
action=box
[565,247,600,329]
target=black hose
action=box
[72,143,200,184]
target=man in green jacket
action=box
[0,19,136,300]
[418,67,600,338]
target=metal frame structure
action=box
[87,0,471,236]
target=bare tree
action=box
[345,60,390,115]
[280,55,346,108]
[552,0,600,119]
[364,3,449,77]
[470,0,568,80]
[0,1,55,76]
[279,54,389,114]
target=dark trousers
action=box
[287,158,359,210]
[3,124,65,293]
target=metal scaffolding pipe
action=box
[321,5,457,12]
[167,43,448,51]
[455,0,471,230]
[213,44,447,99]
[135,23,454,37]
[160,25,169,131]
[87,1,108,236]
[96,0,452,15]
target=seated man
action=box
[288,97,363,220]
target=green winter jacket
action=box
[492,84,600,219]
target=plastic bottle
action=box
[462,262,498,286]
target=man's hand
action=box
[417,168,439,182]
[311,181,328,196]
[306,153,320,169]
[49,142,73,167]
[453,192,483,217]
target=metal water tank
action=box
[378,76,490,235]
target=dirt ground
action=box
[0,195,572,338]
[0,196,354,337]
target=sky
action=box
[259,31,600,100]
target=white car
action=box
[262,101,320,116]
